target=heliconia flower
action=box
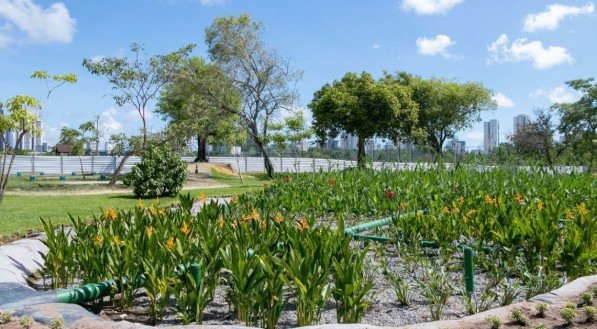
[274,212,284,224]
[180,222,190,235]
[94,235,104,246]
[442,206,450,215]
[283,175,292,183]
[251,208,260,221]
[329,178,336,186]
[112,235,123,246]
[400,202,408,210]
[231,220,238,229]
[230,195,238,204]
[453,207,460,214]
[465,209,477,218]
[263,182,270,189]
[385,190,395,200]
[218,215,225,229]
[149,205,158,216]
[104,208,117,220]
[564,208,574,219]
[146,226,154,237]
[514,192,524,204]
[199,192,207,203]
[457,197,465,206]
[260,220,267,230]
[577,203,588,216]
[537,201,545,211]
[484,194,495,205]
[136,199,144,209]
[159,208,167,216]
[166,237,175,250]
[297,217,309,233]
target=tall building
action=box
[484,119,499,153]
[447,140,466,155]
[325,138,339,150]
[513,114,531,134]
[341,133,358,150]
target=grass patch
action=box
[0,171,264,240]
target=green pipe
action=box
[464,246,474,296]
[420,240,439,248]
[56,280,115,303]
[351,234,392,243]
[189,263,202,287]
[344,211,416,235]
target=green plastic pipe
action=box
[351,234,392,243]
[56,280,115,303]
[463,246,474,296]
[344,211,416,235]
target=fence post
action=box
[244,157,248,173]
[280,157,283,172]
[464,246,474,296]
[31,154,35,174]
[328,158,331,171]
[112,156,117,174]
[312,157,315,171]
[60,155,64,175]
[91,155,95,174]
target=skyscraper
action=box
[484,119,499,153]
[513,114,531,134]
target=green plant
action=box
[47,317,65,329]
[0,310,11,324]
[383,264,411,306]
[331,236,373,323]
[415,262,455,321]
[19,315,33,329]
[510,307,529,326]
[584,306,596,322]
[582,291,593,306]
[129,144,188,197]
[485,315,502,329]
[560,307,577,326]
[499,277,523,306]
[593,285,597,298]
[39,219,74,289]
[534,325,546,329]
[536,302,548,317]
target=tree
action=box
[269,110,313,169]
[0,96,41,203]
[83,43,194,186]
[157,57,243,162]
[388,72,496,157]
[309,72,419,168]
[509,109,564,166]
[58,127,84,155]
[551,78,596,168]
[202,14,301,177]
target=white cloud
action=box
[372,44,381,50]
[199,0,226,6]
[100,108,123,134]
[0,23,12,47]
[524,3,594,32]
[530,85,579,103]
[401,0,463,15]
[416,34,457,58]
[463,130,484,146]
[492,92,515,108]
[487,34,573,69]
[0,0,76,45]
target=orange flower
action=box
[577,203,588,216]
[146,226,154,237]
[251,208,260,221]
[231,219,238,229]
[274,212,284,224]
[283,175,292,183]
[136,199,144,209]
[112,235,123,246]
[385,190,395,200]
[564,208,574,219]
[297,217,309,233]
[180,222,190,235]
[94,235,104,246]
[329,178,336,186]
[104,208,117,220]
[260,220,267,230]
[457,197,465,206]
[514,192,524,204]
[199,192,207,203]
[218,215,225,229]
[263,182,270,189]
[242,215,251,224]
[159,208,167,216]
[400,202,408,210]
[166,236,175,250]
[453,207,460,214]
[537,201,545,211]
[149,205,158,216]
[484,194,495,206]
[442,206,450,215]
[465,209,477,218]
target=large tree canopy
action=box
[551,78,596,167]
[387,72,496,156]
[157,57,243,162]
[309,72,419,167]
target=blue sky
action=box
[0,0,595,150]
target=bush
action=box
[129,145,188,198]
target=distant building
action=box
[341,133,358,150]
[325,137,339,150]
[447,140,466,155]
[513,114,531,134]
[484,119,499,153]
[105,142,115,153]
[559,135,566,144]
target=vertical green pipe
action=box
[463,246,474,296]
[189,263,202,288]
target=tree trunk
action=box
[255,140,274,178]
[142,115,148,150]
[108,152,132,188]
[357,136,366,168]
[195,135,208,163]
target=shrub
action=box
[485,315,502,329]
[48,317,65,329]
[510,307,529,326]
[536,302,548,317]
[560,307,577,326]
[584,306,596,322]
[19,315,33,329]
[129,145,188,198]
[0,310,11,324]
[582,291,593,306]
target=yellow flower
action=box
[297,217,309,233]
[484,194,495,206]
[251,208,260,221]
[230,194,238,204]
[112,235,123,246]
[94,235,104,246]
[166,236,175,250]
[453,207,460,214]
[577,203,588,216]
[400,202,408,210]
[465,209,477,218]
[104,208,117,220]
[231,220,238,229]
[260,220,267,230]
[564,208,574,219]
[199,192,207,203]
[180,222,190,235]
[442,206,450,215]
[159,208,167,216]
[514,192,524,204]
[274,212,284,224]
[242,215,251,224]
[218,215,225,229]
[136,199,144,209]
[149,205,158,216]
[146,226,154,237]
[457,197,465,206]
[537,201,545,211]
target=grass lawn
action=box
[0,170,265,240]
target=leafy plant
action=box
[560,306,577,326]
[485,315,502,329]
[383,262,411,306]
[536,302,548,317]
[19,315,33,329]
[582,291,593,306]
[510,307,529,326]
[129,144,188,197]
[47,317,65,329]
[584,306,596,323]
[0,311,11,324]
[415,262,455,321]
